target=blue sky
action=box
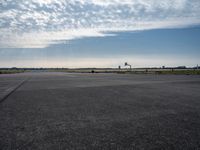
[0,0,200,68]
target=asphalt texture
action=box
[0,72,200,150]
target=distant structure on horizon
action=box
[125,62,132,70]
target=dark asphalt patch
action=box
[0,72,200,150]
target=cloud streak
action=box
[0,0,200,48]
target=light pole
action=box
[125,62,131,70]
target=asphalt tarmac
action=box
[0,72,200,150]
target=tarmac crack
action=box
[0,78,30,103]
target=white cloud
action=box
[0,28,115,48]
[0,0,200,48]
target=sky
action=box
[0,0,200,68]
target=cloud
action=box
[0,0,200,48]
[0,28,114,48]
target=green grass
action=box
[155,70,200,75]
[1,68,199,75]
[117,69,200,75]
[50,69,200,75]
[0,70,25,74]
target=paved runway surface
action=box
[0,72,200,150]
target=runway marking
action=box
[0,78,29,103]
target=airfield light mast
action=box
[125,62,131,70]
